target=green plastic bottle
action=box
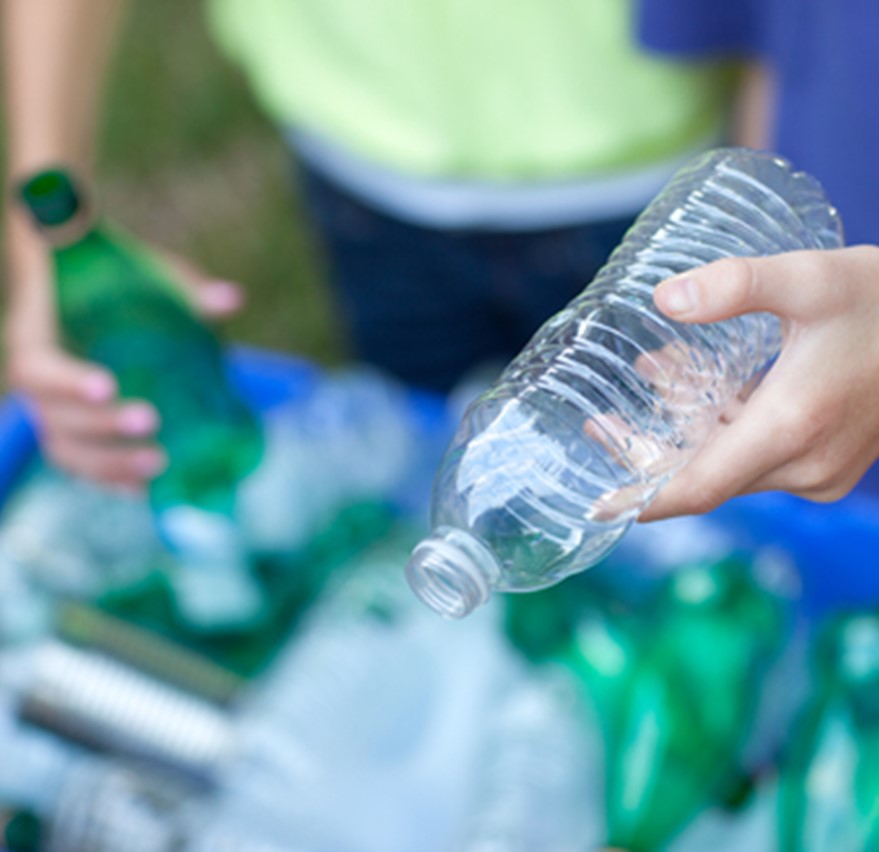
[778,612,879,852]
[18,168,265,631]
[603,558,786,852]
[1,810,43,852]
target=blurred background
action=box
[1,0,345,364]
[2,1,879,851]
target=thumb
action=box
[186,278,245,319]
[9,345,117,403]
[158,250,245,319]
[653,251,829,325]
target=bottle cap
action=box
[3,810,43,852]
[18,169,82,228]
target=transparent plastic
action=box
[238,368,418,556]
[407,149,844,619]
[462,667,602,852]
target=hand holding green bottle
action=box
[17,168,267,630]
[9,170,244,491]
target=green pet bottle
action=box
[604,558,786,851]
[778,612,879,851]
[19,168,265,631]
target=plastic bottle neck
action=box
[17,168,96,248]
[405,526,501,619]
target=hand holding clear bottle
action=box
[407,148,844,618]
[643,244,879,520]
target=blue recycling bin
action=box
[1,346,878,617]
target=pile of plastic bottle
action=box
[0,365,876,852]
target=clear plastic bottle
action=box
[238,368,419,557]
[406,148,843,618]
[237,531,438,767]
[461,666,603,852]
[0,465,161,601]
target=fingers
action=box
[46,437,167,490]
[10,347,117,404]
[40,399,158,441]
[638,394,793,522]
[40,405,165,490]
[9,346,164,488]
[654,251,837,324]
[640,246,879,520]
[157,251,244,319]
[186,279,244,319]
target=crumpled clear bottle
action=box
[461,666,603,852]
[406,148,844,618]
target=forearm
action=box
[2,0,127,334]
[730,61,776,150]
[2,0,127,179]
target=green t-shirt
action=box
[208,0,733,180]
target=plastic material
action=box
[18,169,265,631]
[778,613,879,850]
[602,559,786,851]
[462,666,602,851]
[407,148,844,618]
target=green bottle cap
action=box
[18,168,83,227]
[3,810,43,852]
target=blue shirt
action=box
[636,0,879,246]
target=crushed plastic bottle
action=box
[238,369,419,557]
[0,466,161,601]
[406,148,843,618]
[462,665,603,852]
[0,640,233,780]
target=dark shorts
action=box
[299,165,635,393]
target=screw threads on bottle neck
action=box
[406,527,500,619]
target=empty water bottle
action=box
[462,666,603,852]
[407,148,843,618]
[238,530,438,768]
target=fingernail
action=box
[657,276,699,316]
[118,404,159,436]
[201,280,242,312]
[83,372,115,402]
[132,448,167,478]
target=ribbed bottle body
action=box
[414,149,843,614]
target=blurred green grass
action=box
[4,0,346,365]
